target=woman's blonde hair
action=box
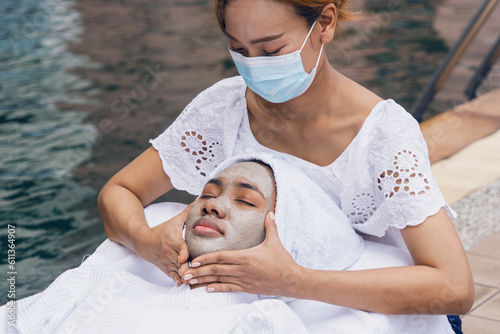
[213,0,358,33]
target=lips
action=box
[192,218,224,237]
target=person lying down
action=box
[1,154,454,334]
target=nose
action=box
[201,198,227,219]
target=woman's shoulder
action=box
[196,76,246,101]
[172,76,248,135]
[347,99,425,162]
[372,99,417,124]
[211,75,246,89]
[150,76,247,194]
[178,76,246,120]
[364,99,420,139]
[359,99,429,169]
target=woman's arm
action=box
[293,209,474,314]
[98,147,190,285]
[182,209,474,314]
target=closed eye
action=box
[230,47,247,56]
[263,46,284,56]
[236,199,256,207]
[230,46,285,57]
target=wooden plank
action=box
[420,88,500,163]
[431,129,500,204]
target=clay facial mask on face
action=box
[185,162,275,259]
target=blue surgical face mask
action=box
[229,21,324,103]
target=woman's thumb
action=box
[178,242,190,264]
[264,211,278,237]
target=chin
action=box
[187,243,220,261]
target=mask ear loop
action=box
[299,20,319,52]
[313,44,325,69]
[299,20,325,71]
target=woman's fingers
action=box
[171,204,193,263]
[186,274,228,285]
[206,282,245,293]
[186,272,247,290]
[183,263,239,282]
[133,205,193,286]
[131,202,196,287]
[192,248,244,267]
[164,237,184,265]
[182,211,298,295]
[158,238,190,284]
[154,203,194,280]
[178,261,191,281]
[167,270,183,287]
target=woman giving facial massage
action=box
[2,155,455,333]
[93,0,473,332]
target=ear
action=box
[318,3,337,44]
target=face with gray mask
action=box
[185,161,276,260]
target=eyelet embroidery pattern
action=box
[377,149,431,199]
[346,189,378,225]
[180,130,223,177]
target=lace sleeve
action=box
[149,77,245,195]
[352,109,455,237]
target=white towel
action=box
[1,202,308,334]
[210,153,365,272]
[0,155,453,333]
[1,233,452,333]
[2,259,308,334]
[287,240,454,334]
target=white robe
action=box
[1,202,453,334]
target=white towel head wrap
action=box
[207,153,364,271]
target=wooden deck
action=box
[421,88,500,205]
[421,88,500,164]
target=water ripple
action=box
[0,0,102,302]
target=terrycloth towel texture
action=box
[210,153,365,272]
[1,203,308,334]
[289,240,454,333]
[0,226,453,333]
[0,155,454,333]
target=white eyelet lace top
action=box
[150,76,454,240]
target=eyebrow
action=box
[235,181,265,199]
[226,32,285,45]
[206,178,223,187]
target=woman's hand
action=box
[182,212,301,296]
[99,147,192,285]
[134,204,192,286]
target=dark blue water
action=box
[0,0,461,303]
[0,0,103,302]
